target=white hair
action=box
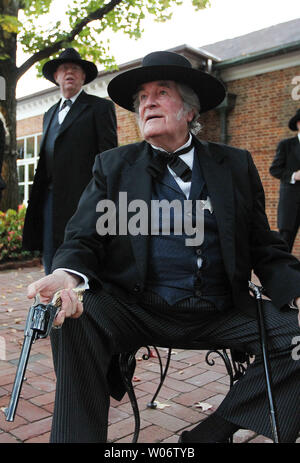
[176,82,202,135]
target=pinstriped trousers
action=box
[50,289,300,443]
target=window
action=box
[17,133,42,205]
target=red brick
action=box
[12,398,51,422]
[10,416,52,441]
[0,432,20,443]
[140,408,189,432]
[29,391,56,406]
[107,416,150,442]
[108,406,130,424]
[24,432,51,443]
[117,424,173,443]
[185,370,226,387]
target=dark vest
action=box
[145,150,233,311]
[44,106,61,184]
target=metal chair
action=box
[118,282,280,443]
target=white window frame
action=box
[17,133,42,205]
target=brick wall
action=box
[115,105,142,145]
[223,65,300,258]
[17,114,43,137]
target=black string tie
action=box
[60,99,72,111]
[147,143,193,182]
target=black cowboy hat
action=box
[42,48,98,85]
[107,51,226,113]
[288,109,300,131]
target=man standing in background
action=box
[22,48,118,273]
[270,108,300,252]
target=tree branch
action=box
[16,0,124,81]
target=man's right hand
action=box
[27,269,84,327]
[293,170,300,181]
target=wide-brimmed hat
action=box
[107,51,226,113]
[42,48,98,85]
[288,109,300,131]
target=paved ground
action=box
[0,265,298,444]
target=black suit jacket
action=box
[270,136,300,230]
[52,137,300,318]
[23,90,118,251]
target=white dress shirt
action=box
[58,89,83,124]
[151,133,194,199]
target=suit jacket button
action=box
[133,284,141,293]
[195,289,202,297]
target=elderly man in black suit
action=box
[23,48,118,274]
[27,51,299,443]
[270,109,300,252]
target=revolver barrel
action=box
[4,335,35,422]
[4,302,51,422]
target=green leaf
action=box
[0,15,22,34]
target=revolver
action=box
[4,288,84,422]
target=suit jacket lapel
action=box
[120,142,153,281]
[40,102,60,151]
[195,138,236,280]
[159,169,186,196]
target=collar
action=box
[151,133,194,169]
[59,88,83,109]
[151,133,193,154]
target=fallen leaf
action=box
[132,376,141,382]
[155,401,171,409]
[194,402,213,411]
